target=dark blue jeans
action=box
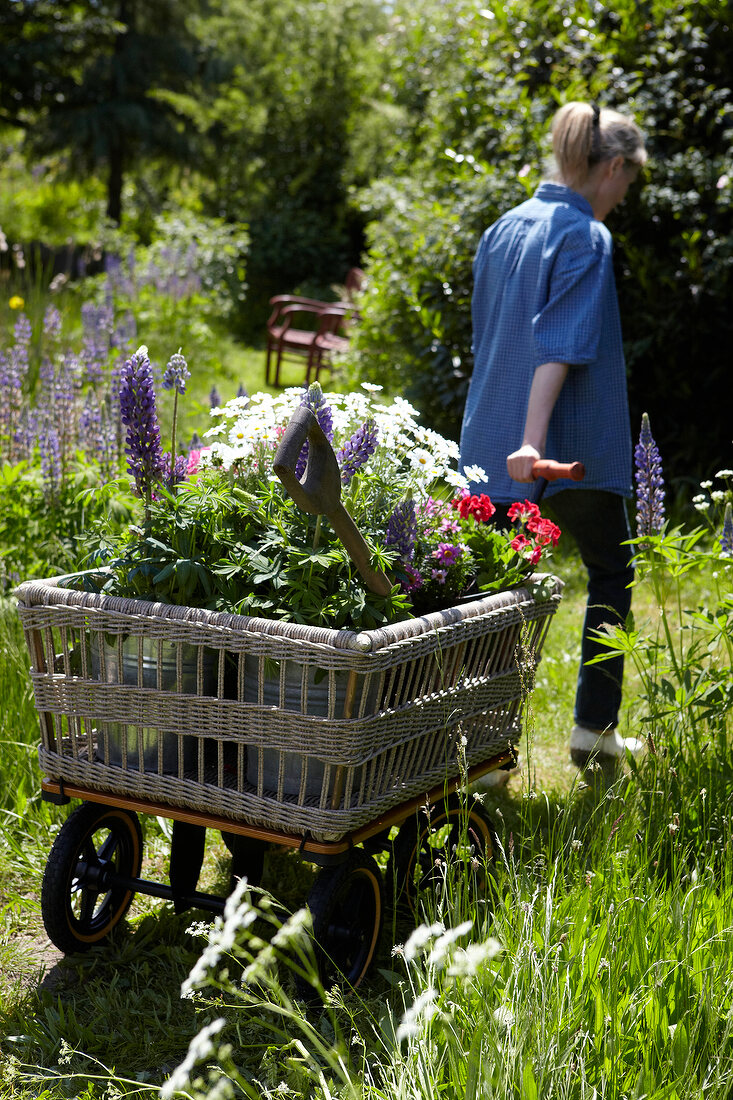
[494,489,634,730]
[543,489,634,731]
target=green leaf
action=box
[521,1061,538,1100]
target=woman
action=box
[459,101,647,768]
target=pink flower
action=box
[439,517,461,535]
[433,542,464,566]
[403,563,424,593]
[430,568,448,584]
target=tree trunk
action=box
[106,138,124,225]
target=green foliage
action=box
[0,461,132,595]
[0,136,106,247]
[192,0,391,330]
[352,167,529,440]
[0,0,205,223]
[354,0,733,482]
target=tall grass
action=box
[3,525,733,1098]
[2,270,732,1096]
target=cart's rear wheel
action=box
[42,802,143,954]
[389,794,497,916]
[305,850,383,991]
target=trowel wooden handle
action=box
[327,504,393,598]
[532,460,585,482]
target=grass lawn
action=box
[1,328,731,1096]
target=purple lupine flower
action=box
[301,382,334,440]
[0,347,25,463]
[295,382,335,479]
[720,503,733,558]
[80,301,114,385]
[384,498,418,562]
[43,304,62,343]
[161,451,189,489]
[14,313,32,347]
[336,418,379,485]
[635,412,665,537]
[38,423,61,500]
[162,350,190,394]
[119,346,165,500]
[209,385,221,408]
[111,310,137,350]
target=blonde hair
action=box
[551,102,647,188]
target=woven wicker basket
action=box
[15,575,561,842]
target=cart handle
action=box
[532,459,585,482]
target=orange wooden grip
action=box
[532,460,585,482]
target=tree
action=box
[188,0,390,326]
[0,0,203,223]
[352,0,733,486]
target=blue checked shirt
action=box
[459,182,632,503]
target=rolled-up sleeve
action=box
[532,226,612,368]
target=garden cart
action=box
[15,411,581,988]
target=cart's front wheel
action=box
[42,802,143,954]
[306,850,383,990]
[389,794,497,916]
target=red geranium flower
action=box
[455,493,496,523]
[507,499,541,524]
[528,516,561,547]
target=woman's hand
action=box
[507,443,541,483]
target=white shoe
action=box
[569,725,644,769]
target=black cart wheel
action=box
[306,850,384,990]
[42,802,143,954]
[389,794,497,915]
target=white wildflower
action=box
[160,1017,226,1098]
[493,1004,515,1030]
[427,919,473,968]
[181,877,257,996]
[463,464,488,485]
[271,907,311,949]
[447,938,502,978]
[396,987,439,1041]
[404,921,445,961]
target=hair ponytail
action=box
[551,101,647,188]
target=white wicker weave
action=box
[16,575,561,841]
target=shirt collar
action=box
[535,182,594,219]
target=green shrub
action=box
[354,0,733,484]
